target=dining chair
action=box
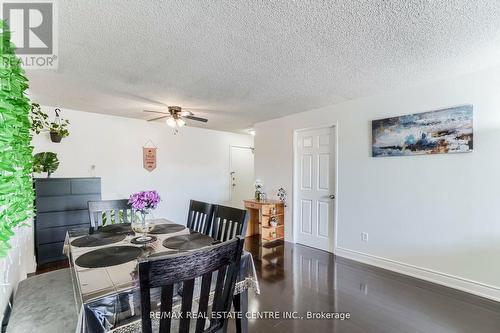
[186,200,214,235]
[88,199,134,230]
[211,205,248,242]
[138,236,245,333]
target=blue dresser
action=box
[34,177,101,265]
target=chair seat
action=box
[7,268,78,333]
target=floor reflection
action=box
[235,237,500,333]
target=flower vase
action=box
[132,210,153,242]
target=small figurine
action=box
[254,181,263,200]
[277,187,287,206]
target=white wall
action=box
[254,65,500,300]
[32,107,253,224]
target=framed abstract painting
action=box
[372,105,473,157]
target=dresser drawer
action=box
[37,242,66,265]
[36,210,90,229]
[71,178,101,194]
[35,179,71,196]
[244,201,260,209]
[36,224,88,245]
[36,194,101,213]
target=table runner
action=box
[64,219,259,333]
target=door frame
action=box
[292,124,339,254]
[228,145,255,202]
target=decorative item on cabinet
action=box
[277,187,287,206]
[254,181,263,200]
[33,152,59,177]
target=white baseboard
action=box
[335,246,500,303]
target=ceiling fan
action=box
[143,106,208,129]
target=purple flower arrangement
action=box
[128,190,161,213]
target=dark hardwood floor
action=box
[236,235,500,333]
[35,259,69,275]
[35,236,500,332]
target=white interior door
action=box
[295,127,335,252]
[229,146,254,206]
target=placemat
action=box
[149,223,186,235]
[162,233,215,250]
[75,246,142,268]
[71,233,126,247]
[99,223,132,234]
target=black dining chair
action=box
[88,199,134,230]
[186,200,214,235]
[138,236,245,333]
[211,205,248,242]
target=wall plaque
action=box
[143,147,157,172]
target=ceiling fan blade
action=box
[180,110,193,116]
[147,115,169,122]
[143,110,169,115]
[185,115,208,123]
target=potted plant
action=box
[49,120,70,143]
[49,109,70,143]
[29,105,71,143]
[33,152,59,177]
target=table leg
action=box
[233,290,248,333]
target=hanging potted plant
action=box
[49,108,70,143]
[33,152,59,178]
[29,105,71,143]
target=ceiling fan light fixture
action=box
[166,116,177,128]
[176,118,186,127]
[180,110,190,117]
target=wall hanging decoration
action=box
[49,108,70,142]
[143,140,157,172]
[0,21,34,257]
[372,105,473,157]
[33,152,59,177]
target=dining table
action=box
[64,218,260,333]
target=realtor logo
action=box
[1,0,57,69]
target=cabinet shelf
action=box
[262,224,284,229]
[262,236,284,242]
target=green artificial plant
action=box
[33,152,59,177]
[0,21,35,257]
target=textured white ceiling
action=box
[27,1,500,132]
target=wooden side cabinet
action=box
[243,199,284,244]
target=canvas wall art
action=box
[372,105,473,157]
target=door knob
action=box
[329,194,335,199]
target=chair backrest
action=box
[138,236,245,333]
[186,200,214,235]
[211,205,248,242]
[88,199,134,229]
